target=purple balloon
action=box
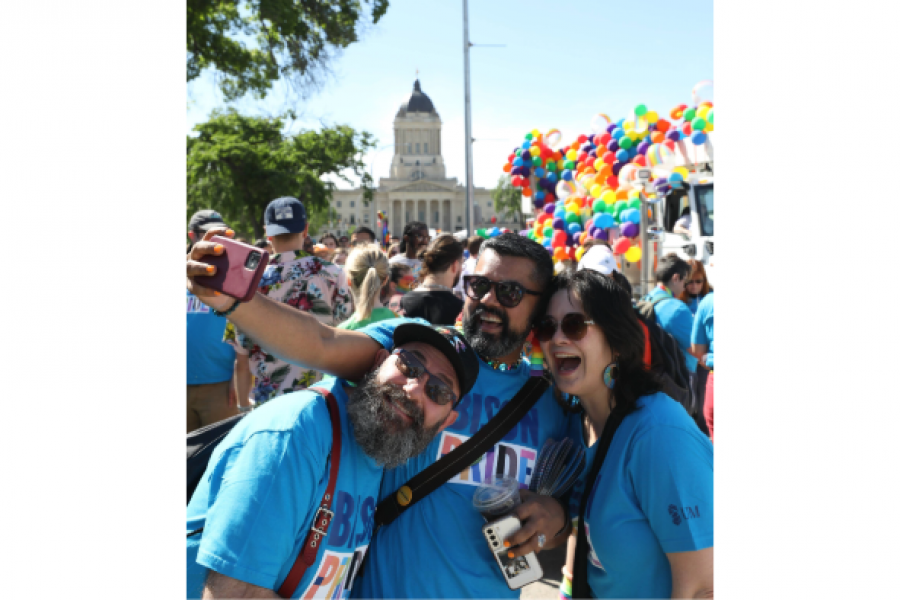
[544,202,555,215]
[588,150,597,159]
[519,229,530,236]
[511,166,523,177]
[540,178,555,192]
[522,150,532,160]
[553,217,565,230]
[606,123,617,134]
[636,142,650,155]
[595,228,609,241]
[620,222,639,238]
[666,131,681,141]
[520,167,531,177]
[607,139,619,153]
[611,162,624,176]
[532,198,545,209]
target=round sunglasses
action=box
[463,275,542,308]
[687,279,704,285]
[392,349,458,407]
[533,313,596,342]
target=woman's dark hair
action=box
[399,221,427,253]
[390,263,411,285]
[419,234,464,278]
[609,270,633,297]
[319,232,338,247]
[552,269,662,417]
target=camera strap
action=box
[571,407,627,600]
[373,374,549,529]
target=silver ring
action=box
[537,534,546,548]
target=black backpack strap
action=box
[374,375,549,529]
[571,409,627,600]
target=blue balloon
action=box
[523,159,533,167]
[597,213,615,228]
[624,209,641,225]
[567,223,582,236]
[521,141,531,150]
[691,132,708,145]
[611,128,625,140]
[513,157,524,167]
[542,238,552,249]
[535,190,545,200]
[561,170,573,181]
[534,167,545,178]
[615,149,629,162]
[547,171,558,184]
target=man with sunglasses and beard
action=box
[186,230,574,599]
[186,320,479,599]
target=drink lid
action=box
[472,477,519,511]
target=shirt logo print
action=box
[668,504,682,526]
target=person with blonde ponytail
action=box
[337,243,398,331]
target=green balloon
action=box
[708,109,714,124]
[563,160,575,170]
[592,199,606,213]
[477,228,486,237]
[635,104,647,116]
[565,212,580,224]
[525,133,533,140]
[543,226,553,238]
[683,107,697,122]
[546,161,557,171]
[515,149,522,156]
[691,117,706,131]
[527,230,536,240]
[618,136,633,150]
[627,198,641,209]
[532,156,543,167]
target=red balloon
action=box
[577,152,589,163]
[552,230,567,248]
[568,246,577,260]
[681,121,692,135]
[606,175,619,188]
[577,134,588,143]
[599,133,612,145]
[511,175,523,187]
[663,140,676,151]
[491,216,497,223]
[508,153,517,162]
[602,152,615,165]
[656,119,671,133]
[633,155,647,166]
[612,237,631,254]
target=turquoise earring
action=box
[603,362,618,389]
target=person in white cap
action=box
[578,244,619,276]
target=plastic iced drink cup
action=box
[472,476,522,519]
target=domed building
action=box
[329,79,513,241]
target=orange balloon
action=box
[650,131,664,144]
[597,164,612,180]
[583,166,596,175]
[522,187,533,197]
[552,151,563,161]
[503,163,512,173]
[553,247,568,260]
[616,189,629,200]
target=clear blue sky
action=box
[187,0,713,190]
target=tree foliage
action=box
[187,0,390,101]
[187,109,375,239]
[491,175,525,227]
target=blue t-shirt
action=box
[187,377,381,599]
[353,318,575,599]
[683,296,699,315]
[187,290,235,385]
[691,292,714,368]
[645,288,698,373]
[582,393,713,599]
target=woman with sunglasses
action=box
[535,269,713,599]
[678,259,713,316]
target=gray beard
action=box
[462,306,531,360]
[346,371,446,469]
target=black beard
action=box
[346,371,445,468]
[462,304,531,360]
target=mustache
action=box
[378,381,425,428]
[472,305,508,327]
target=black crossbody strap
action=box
[571,408,627,600]
[374,375,549,528]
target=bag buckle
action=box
[312,506,334,537]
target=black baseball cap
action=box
[392,323,480,400]
[265,197,308,236]
[189,209,229,232]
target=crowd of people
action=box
[185,195,715,599]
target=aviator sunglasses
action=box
[533,313,596,342]
[463,275,542,308]
[392,349,459,407]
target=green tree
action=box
[491,175,525,227]
[187,109,374,239]
[188,0,390,101]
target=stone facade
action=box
[325,80,517,241]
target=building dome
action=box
[396,79,436,116]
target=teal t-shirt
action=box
[337,307,398,331]
[352,318,576,599]
[645,287,698,373]
[583,393,714,598]
[187,289,235,384]
[186,377,381,598]
[691,292,714,368]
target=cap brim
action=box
[265,223,300,236]
[392,323,470,398]
[194,221,229,232]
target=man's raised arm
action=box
[187,227,381,381]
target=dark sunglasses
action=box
[463,275,542,308]
[533,313,596,342]
[392,349,458,407]
[687,279,704,285]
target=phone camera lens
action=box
[245,252,261,270]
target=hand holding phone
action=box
[200,235,270,302]
[482,515,543,590]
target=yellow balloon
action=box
[593,158,605,171]
[633,117,649,135]
[625,246,643,263]
[673,166,689,179]
[628,189,641,200]
[575,246,586,262]
[557,159,566,170]
[601,190,617,205]
[646,110,659,124]
[566,149,578,161]
[697,106,709,119]
[581,175,596,188]
[590,184,602,198]
[531,129,540,138]
[705,122,714,132]
[628,131,640,141]
[623,120,634,132]
[530,145,541,156]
